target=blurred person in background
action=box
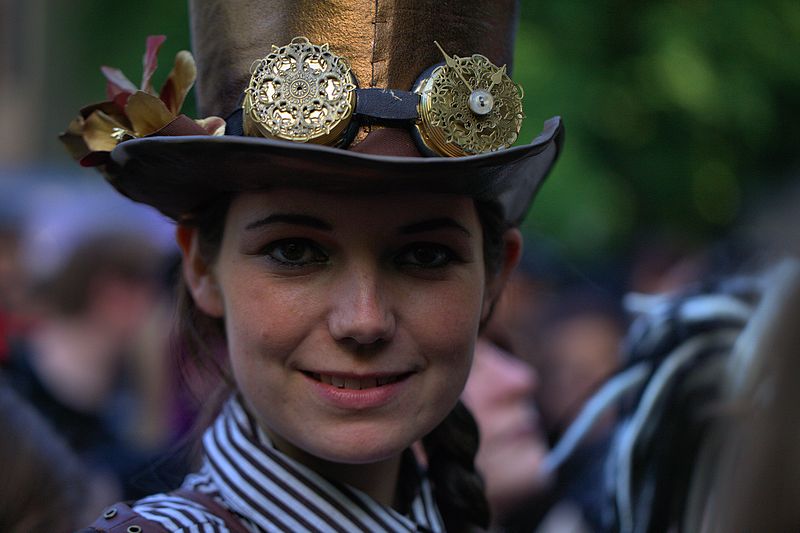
[523,177,800,532]
[692,176,800,533]
[485,237,626,441]
[462,336,552,531]
[1,184,178,501]
[462,333,600,533]
[486,236,566,369]
[0,219,25,364]
[0,219,25,318]
[0,383,102,532]
[532,288,626,444]
[482,239,628,531]
[0,181,39,365]
[625,235,710,297]
[531,288,626,531]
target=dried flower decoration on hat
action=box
[59,35,225,168]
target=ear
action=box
[175,225,225,318]
[482,228,523,322]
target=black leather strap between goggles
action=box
[225,87,420,138]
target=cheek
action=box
[412,277,485,346]
[404,279,486,400]
[220,271,322,367]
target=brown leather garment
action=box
[77,489,251,532]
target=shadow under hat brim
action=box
[106,116,564,225]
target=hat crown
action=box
[189,0,519,118]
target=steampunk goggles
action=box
[227,37,525,157]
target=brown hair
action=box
[175,195,508,531]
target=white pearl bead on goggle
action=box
[468,89,494,115]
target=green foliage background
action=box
[42,1,800,263]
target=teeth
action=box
[313,374,399,389]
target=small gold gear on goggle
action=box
[243,37,357,146]
[242,37,524,156]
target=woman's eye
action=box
[263,239,327,266]
[395,243,455,268]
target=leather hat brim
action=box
[107,116,563,225]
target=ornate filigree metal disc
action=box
[243,37,356,145]
[416,53,524,157]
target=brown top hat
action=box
[66,0,564,225]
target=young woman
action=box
[68,1,564,531]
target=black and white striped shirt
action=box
[133,396,445,532]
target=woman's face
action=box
[189,188,496,465]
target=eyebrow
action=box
[245,213,333,231]
[398,218,472,237]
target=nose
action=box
[328,264,396,347]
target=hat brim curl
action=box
[107,116,563,225]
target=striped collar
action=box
[196,395,445,532]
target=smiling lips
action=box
[304,372,406,390]
[303,370,414,410]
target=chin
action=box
[301,423,417,465]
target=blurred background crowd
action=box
[1,1,799,531]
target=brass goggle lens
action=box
[243,37,356,146]
[415,43,524,156]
